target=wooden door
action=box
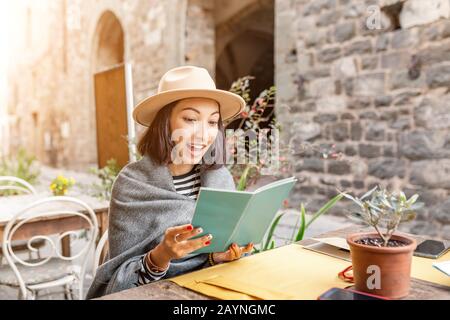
[94,64,130,169]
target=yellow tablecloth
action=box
[306,237,450,287]
[412,252,450,287]
[170,242,450,300]
[170,244,351,300]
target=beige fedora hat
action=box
[133,66,246,127]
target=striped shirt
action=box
[136,165,202,286]
[172,165,201,200]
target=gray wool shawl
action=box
[86,154,236,299]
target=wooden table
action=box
[0,192,109,256]
[97,226,450,300]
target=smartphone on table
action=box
[414,240,449,259]
[318,287,390,300]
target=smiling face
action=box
[169,98,221,165]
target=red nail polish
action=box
[186,225,193,231]
[205,241,211,245]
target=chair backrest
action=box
[93,230,108,275]
[0,176,37,195]
[1,196,98,300]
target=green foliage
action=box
[340,186,423,246]
[50,174,75,196]
[89,158,121,200]
[236,165,251,191]
[253,193,344,253]
[0,148,40,196]
[227,76,290,191]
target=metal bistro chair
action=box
[93,230,108,275]
[0,176,37,195]
[0,176,45,263]
[0,196,98,300]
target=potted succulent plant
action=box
[341,186,424,299]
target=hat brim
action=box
[133,88,246,127]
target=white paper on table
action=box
[303,237,351,262]
[433,260,450,277]
[311,237,350,251]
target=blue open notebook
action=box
[190,176,297,254]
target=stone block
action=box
[400,0,450,29]
[313,113,338,123]
[368,157,406,179]
[353,73,385,96]
[359,143,381,158]
[381,51,411,69]
[318,46,342,63]
[390,70,426,90]
[295,157,325,173]
[328,161,351,175]
[365,123,385,141]
[334,57,358,78]
[350,122,363,141]
[335,22,356,42]
[399,130,450,160]
[414,95,450,129]
[391,28,419,49]
[418,40,450,66]
[410,160,450,188]
[426,64,450,88]
[316,96,347,112]
[331,122,349,141]
[344,39,373,56]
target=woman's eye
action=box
[209,121,218,126]
[183,117,196,123]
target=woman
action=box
[87,66,254,298]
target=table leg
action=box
[61,235,71,257]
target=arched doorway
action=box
[91,10,130,169]
[215,0,274,99]
[214,0,274,131]
[92,10,124,73]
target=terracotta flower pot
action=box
[346,232,417,299]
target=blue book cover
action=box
[190,176,297,253]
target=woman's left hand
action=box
[212,242,254,264]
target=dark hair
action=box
[137,101,226,171]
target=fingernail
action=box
[205,241,211,245]
[186,225,193,231]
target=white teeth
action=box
[189,144,205,150]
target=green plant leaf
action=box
[360,185,378,200]
[340,192,363,206]
[406,194,419,206]
[294,203,306,242]
[346,212,369,224]
[237,165,251,191]
[409,202,424,210]
[400,211,417,222]
[263,212,285,251]
[269,240,275,250]
[305,193,344,229]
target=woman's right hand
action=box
[150,224,212,269]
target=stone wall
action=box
[185,0,216,76]
[276,0,450,239]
